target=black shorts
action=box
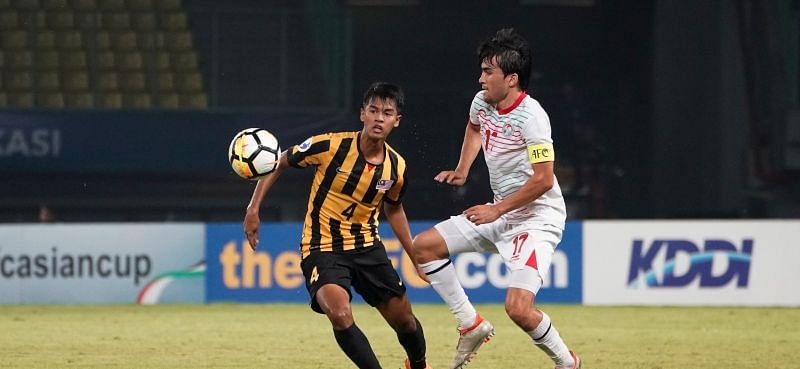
[300,244,407,314]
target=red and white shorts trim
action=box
[434,214,562,294]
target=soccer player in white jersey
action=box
[412,28,581,369]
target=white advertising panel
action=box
[584,220,800,306]
[0,224,204,304]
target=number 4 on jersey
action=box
[341,203,357,220]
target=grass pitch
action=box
[1,304,798,368]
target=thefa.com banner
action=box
[583,220,800,306]
[205,221,582,304]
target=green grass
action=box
[1,304,798,368]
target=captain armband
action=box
[527,143,555,163]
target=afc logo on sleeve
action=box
[527,143,555,163]
[297,137,313,152]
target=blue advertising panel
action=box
[0,111,354,175]
[206,221,582,304]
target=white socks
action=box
[528,311,574,368]
[419,259,477,329]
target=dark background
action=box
[1,0,798,222]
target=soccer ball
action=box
[228,128,280,180]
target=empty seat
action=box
[111,31,137,50]
[46,11,74,29]
[8,51,32,69]
[175,71,201,92]
[98,92,121,108]
[71,0,96,11]
[2,31,28,49]
[61,51,87,69]
[8,92,34,108]
[160,12,186,30]
[131,12,155,31]
[35,31,56,48]
[5,71,33,90]
[160,31,192,50]
[137,31,156,49]
[178,93,206,109]
[38,50,60,69]
[42,0,69,9]
[125,0,151,10]
[98,0,123,10]
[122,92,150,108]
[37,71,60,90]
[95,71,118,91]
[65,92,94,108]
[62,71,89,91]
[94,31,111,49]
[12,0,40,10]
[155,0,179,10]
[101,12,129,29]
[158,92,178,109]
[74,12,97,29]
[94,50,115,70]
[118,71,146,91]
[55,31,83,49]
[116,51,142,70]
[94,50,117,71]
[39,92,65,108]
[172,51,197,70]
[155,72,173,91]
[19,10,44,28]
[146,51,169,70]
[0,10,18,29]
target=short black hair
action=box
[362,82,405,114]
[477,28,532,90]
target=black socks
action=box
[333,323,381,369]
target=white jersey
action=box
[468,90,566,228]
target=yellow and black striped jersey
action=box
[286,131,408,258]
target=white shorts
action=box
[434,214,563,295]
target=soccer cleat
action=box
[405,358,432,369]
[555,350,582,369]
[450,314,495,369]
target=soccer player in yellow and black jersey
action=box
[243,82,430,369]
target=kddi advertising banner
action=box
[583,221,800,306]
[205,221,582,304]
[0,224,205,304]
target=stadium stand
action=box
[0,0,207,109]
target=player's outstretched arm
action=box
[383,202,429,283]
[244,151,289,250]
[434,120,482,186]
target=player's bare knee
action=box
[505,302,528,326]
[411,233,430,262]
[390,313,417,333]
[412,230,447,263]
[325,308,354,330]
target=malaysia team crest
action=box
[375,179,394,190]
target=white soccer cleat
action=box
[450,314,495,369]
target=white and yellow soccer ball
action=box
[228,128,280,180]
